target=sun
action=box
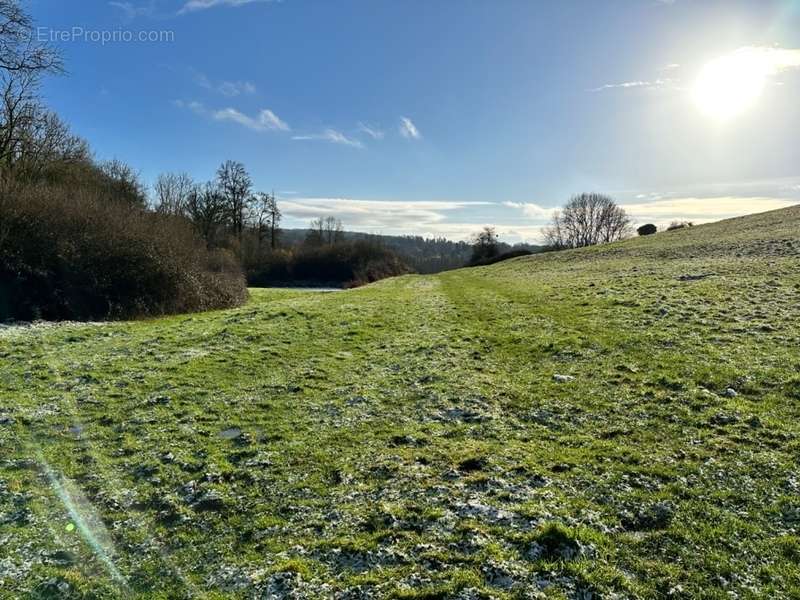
[692,49,770,120]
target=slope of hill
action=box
[2,206,799,598]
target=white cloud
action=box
[621,196,798,225]
[174,100,289,132]
[292,129,363,148]
[280,198,489,232]
[357,122,384,140]
[399,116,421,139]
[502,201,552,220]
[178,0,277,14]
[214,107,289,132]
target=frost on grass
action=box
[2,207,800,597]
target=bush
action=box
[0,184,248,321]
[637,223,658,236]
[666,221,693,231]
[248,241,411,288]
[468,249,533,267]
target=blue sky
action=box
[32,0,800,241]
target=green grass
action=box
[2,206,800,598]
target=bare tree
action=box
[0,90,88,183]
[305,216,343,246]
[0,0,63,182]
[252,191,281,249]
[305,217,325,246]
[99,159,147,205]
[0,70,34,172]
[154,172,195,216]
[323,216,343,245]
[544,193,631,250]
[186,182,226,246]
[0,1,63,75]
[216,160,252,240]
[470,226,499,263]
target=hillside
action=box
[2,206,800,598]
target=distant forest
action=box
[277,229,543,274]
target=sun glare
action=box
[692,49,771,120]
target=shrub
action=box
[0,184,248,321]
[248,241,411,288]
[666,221,693,231]
[637,223,658,236]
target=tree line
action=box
[152,162,282,252]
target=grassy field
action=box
[2,206,800,599]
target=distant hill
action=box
[278,229,544,273]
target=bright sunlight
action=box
[692,48,773,120]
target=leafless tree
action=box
[306,216,343,246]
[323,216,343,245]
[0,1,63,75]
[154,172,195,216]
[186,182,226,246]
[0,85,88,183]
[216,160,252,240]
[99,159,147,205]
[543,193,631,250]
[0,70,34,172]
[0,1,67,183]
[306,217,325,246]
[252,191,281,249]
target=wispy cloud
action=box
[593,46,800,94]
[589,79,673,92]
[192,70,256,96]
[399,116,421,139]
[357,122,384,140]
[178,0,277,15]
[174,100,289,132]
[292,129,363,148]
[502,201,552,220]
[214,107,289,132]
[219,81,256,96]
[109,1,155,21]
[172,99,205,114]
